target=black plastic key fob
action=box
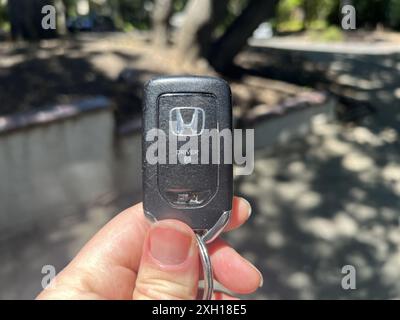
[142,76,233,243]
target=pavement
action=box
[1,116,400,299]
[232,115,400,299]
[249,37,400,55]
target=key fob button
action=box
[158,93,218,208]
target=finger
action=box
[38,203,150,299]
[208,238,262,294]
[223,197,252,233]
[132,220,200,300]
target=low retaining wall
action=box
[241,91,335,149]
[242,40,400,121]
[0,97,116,237]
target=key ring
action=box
[195,233,213,300]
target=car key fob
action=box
[142,76,233,243]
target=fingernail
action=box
[258,270,264,288]
[240,197,252,219]
[247,262,263,288]
[149,225,193,266]
[255,267,264,288]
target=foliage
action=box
[388,0,400,29]
[275,0,338,31]
[2,0,400,39]
[117,0,151,30]
[275,0,303,31]
[302,0,338,27]
[352,0,386,28]
[0,0,8,29]
[310,25,343,42]
[344,0,400,30]
[276,0,400,31]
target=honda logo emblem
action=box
[170,107,205,136]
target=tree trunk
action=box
[209,0,278,74]
[55,0,67,36]
[152,0,174,47]
[177,0,228,63]
[8,0,57,41]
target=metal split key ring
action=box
[195,233,213,300]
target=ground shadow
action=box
[229,116,400,299]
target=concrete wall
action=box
[253,98,335,150]
[0,98,141,238]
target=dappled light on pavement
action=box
[230,115,400,299]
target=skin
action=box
[37,196,262,300]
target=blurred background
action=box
[0,0,400,299]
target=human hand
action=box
[37,197,262,300]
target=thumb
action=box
[132,220,200,300]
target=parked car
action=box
[67,14,116,32]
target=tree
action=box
[152,0,174,46]
[55,0,67,35]
[209,0,279,73]
[8,0,58,40]
[176,0,229,63]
